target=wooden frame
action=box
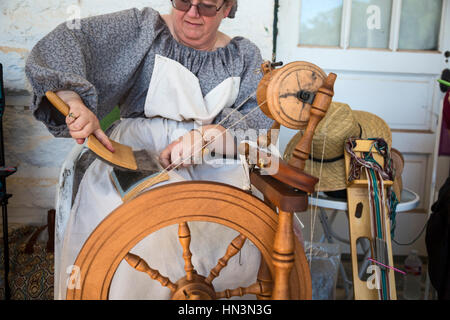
[344,139,397,300]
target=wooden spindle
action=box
[204,234,247,285]
[256,257,273,300]
[125,253,177,292]
[216,281,272,299]
[288,73,337,170]
[178,222,195,281]
[258,121,281,148]
[271,210,295,300]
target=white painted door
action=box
[276,0,450,254]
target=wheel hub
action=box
[171,273,216,300]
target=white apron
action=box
[57,55,261,300]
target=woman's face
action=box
[171,0,232,50]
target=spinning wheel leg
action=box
[271,210,295,300]
[178,222,196,281]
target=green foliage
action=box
[100,106,120,132]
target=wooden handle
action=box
[45,91,70,116]
[288,73,337,170]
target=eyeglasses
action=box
[171,0,226,17]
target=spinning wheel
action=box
[66,61,337,300]
[66,182,310,299]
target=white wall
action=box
[0,0,275,225]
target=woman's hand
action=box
[201,124,236,156]
[159,129,204,170]
[56,90,115,153]
[158,125,236,170]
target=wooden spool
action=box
[256,61,327,130]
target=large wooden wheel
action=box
[66,181,312,300]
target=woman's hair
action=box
[226,0,237,19]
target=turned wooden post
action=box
[178,222,195,281]
[258,121,281,148]
[271,209,295,300]
[125,253,177,292]
[216,282,269,299]
[256,258,273,300]
[288,73,337,170]
[205,234,247,285]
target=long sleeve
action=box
[25,8,160,137]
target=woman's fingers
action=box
[183,132,203,167]
[69,122,95,139]
[67,116,89,132]
[172,131,203,168]
[56,91,115,153]
[63,102,115,152]
[159,130,206,170]
[159,140,180,169]
[170,141,185,168]
[69,123,114,153]
[202,126,235,156]
[93,128,115,153]
[65,112,78,126]
[159,149,171,169]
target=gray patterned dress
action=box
[25,7,273,138]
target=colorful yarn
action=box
[345,138,398,300]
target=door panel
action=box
[277,0,450,255]
[332,73,435,130]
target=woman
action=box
[26,0,273,299]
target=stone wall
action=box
[1,0,274,93]
[1,0,275,225]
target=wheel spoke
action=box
[256,258,273,300]
[205,234,247,285]
[178,222,196,281]
[125,252,177,292]
[216,281,271,299]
